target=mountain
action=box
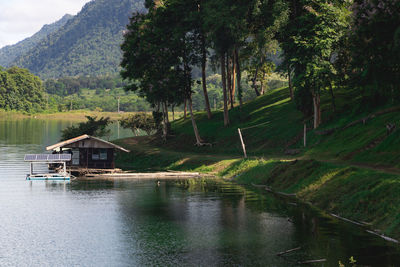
[0,14,73,68]
[9,0,144,79]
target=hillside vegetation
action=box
[0,14,73,67]
[10,0,144,79]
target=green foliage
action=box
[11,0,145,79]
[120,113,157,135]
[280,0,350,116]
[44,75,127,96]
[61,115,111,141]
[0,67,45,113]
[345,0,400,107]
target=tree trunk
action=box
[164,101,170,127]
[313,93,321,129]
[221,53,230,126]
[252,65,261,96]
[188,95,203,145]
[226,54,232,108]
[201,35,212,119]
[288,65,293,100]
[184,98,187,119]
[172,105,175,121]
[329,81,336,113]
[260,70,266,95]
[235,48,243,108]
[162,101,169,142]
[231,51,236,108]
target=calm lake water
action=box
[1,118,400,266]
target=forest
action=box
[0,66,45,113]
[120,0,400,144]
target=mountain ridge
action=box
[0,14,74,68]
[6,0,144,79]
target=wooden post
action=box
[63,162,66,176]
[238,128,247,158]
[303,123,307,147]
[30,162,33,175]
[117,97,120,113]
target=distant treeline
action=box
[0,66,286,114]
[0,66,45,113]
[45,73,286,113]
[44,75,127,96]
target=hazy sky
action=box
[0,0,91,48]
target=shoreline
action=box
[0,110,132,121]
[114,137,400,240]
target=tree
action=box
[121,0,205,144]
[61,116,111,141]
[279,0,350,128]
[0,67,45,112]
[203,0,254,125]
[120,113,157,135]
[346,0,400,107]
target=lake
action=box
[0,118,399,266]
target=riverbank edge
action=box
[114,144,400,241]
[0,110,134,121]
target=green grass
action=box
[114,84,400,239]
[169,86,304,155]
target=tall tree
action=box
[279,0,349,128]
[121,0,206,144]
[346,0,400,106]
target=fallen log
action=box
[277,247,301,256]
[366,230,399,243]
[330,213,366,226]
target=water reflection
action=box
[1,119,400,266]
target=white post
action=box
[117,97,120,113]
[303,123,307,147]
[238,128,247,158]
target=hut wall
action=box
[82,148,114,169]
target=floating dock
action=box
[24,154,72,181]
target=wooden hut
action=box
[46,134,130,170]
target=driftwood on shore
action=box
[276,247,301,256]
[330,213,367,227]
[366,230,399,243]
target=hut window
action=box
[92,149,100,160]
[92,149,107,160]
[100,149,107,160]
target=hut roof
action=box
[46,134,130,153]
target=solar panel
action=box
[48,154,60,161]
[24,154,71,162]
[37,154,48,161]
[24,154,36,161]
[60,154,72,161]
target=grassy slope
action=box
[115,86,400,238]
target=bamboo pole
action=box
[238,128,247,158]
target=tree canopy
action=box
[120,0,399,139]
[0,67,45,113]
